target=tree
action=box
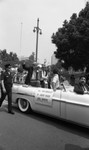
[0,49,19,67]
[51,2,89,71]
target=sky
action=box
[0,0,86,65]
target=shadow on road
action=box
[0,145,5,150]
[28,112,89,140]
[65,144,89,150]
[3,103,89,140]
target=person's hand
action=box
[53,88,56,92]
[3,88,6,93]
[61,83,66,91]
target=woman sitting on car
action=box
[51,68,63,91]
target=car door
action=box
[33,88,61,117]
[61,90,89,126]
[12,83,22,103]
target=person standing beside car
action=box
[0,64,14,114]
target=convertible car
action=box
[12,83,89,127]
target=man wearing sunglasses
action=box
[74,76,89,94]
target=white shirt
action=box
[51,74,60,89]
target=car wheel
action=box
[18,98,31,113]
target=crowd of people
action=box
[12,62,64,90]
[1,62,89,93]
[0,62,89,115]
[0,61,66,92]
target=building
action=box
[51,53,58,65]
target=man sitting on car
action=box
[74,76,89,94]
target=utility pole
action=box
[20,22,23,56]
[33,18,42,62]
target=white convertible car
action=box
[12,83,89,127]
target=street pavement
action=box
[0,101,89,150]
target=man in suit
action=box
[74,76,89,94]
[22,62,33,85]
[0,63,14,114]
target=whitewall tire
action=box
[18,98,31,113]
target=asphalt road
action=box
[0,101,89,150]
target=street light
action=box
[33,18,42,62]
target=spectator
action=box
[47,69,53,89]
[40,66,48,88]
[70,74,75,86]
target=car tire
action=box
[18,98,31,113]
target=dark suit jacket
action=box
[74,83,89,94]
[1,70,13,92]
[22,64,33,85]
